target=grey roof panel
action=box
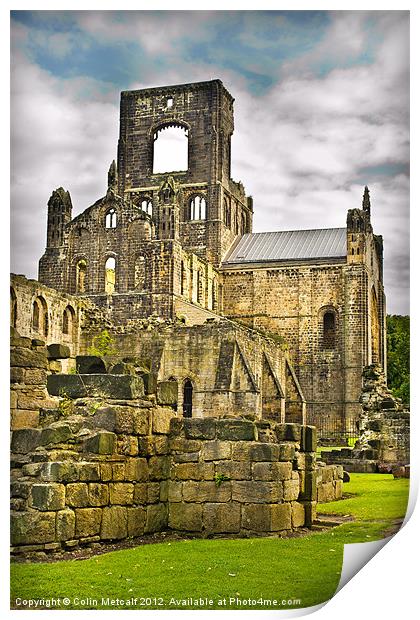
[223,228,347,264]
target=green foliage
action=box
[88,330,117,357]
[57,389,74,417]
[214,472,231,487]
[386,315,410,404]
[10,475,408,610]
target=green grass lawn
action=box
[10,474,409,611]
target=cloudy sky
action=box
[10,10,409,314]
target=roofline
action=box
[239,227,347,236]
[121,79,234,102]
[221,256,347,270]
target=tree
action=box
[386,315,410,405]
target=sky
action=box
[10,10,410,314]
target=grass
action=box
[10,474,409,611]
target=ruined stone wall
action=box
[10,335,317,556]
[86,320,304,423]
[10,275,91,355]
[221,261,373,433]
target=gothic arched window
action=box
[322,311,336,349]
[76,260,87,293]
[105,208,117,229]
[140,199,153,216]
[189,195,206,221]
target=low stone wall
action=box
[167,418,317,536]
[316,464,343,503]
[10,333,318,557]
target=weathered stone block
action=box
[156,381,178,405]
[303,501,317,526]
[182,481,231,503]
[134,483,148,504]
[160,481,169,502]
[153,408,176,434]
[11,481,33,499]
[170,438,202,452]
[145,503,167,533]
[184,418,216,440]
[78,462,101,482]
[291,502,305,528]
[216,420,256,441]
[215,461,251,480]
[147,483,161,504]
[276,424,301,443]
[84,431,116,455]
[294,452,316,471]
[66,483,89,508]
[30,483,65,511]
[11,347,47,369]
[149,456,170,480]
[109,483,134,505]
[22,368,48,385]
[172,462,214,481]
[41,424,73,445]
[100,463,113,481]
[127,506,146,537]
[251,443,280,462]
[231,442,252,461]
[11,510,56,545]
[173,451,200,463]
[56,509,75,541]
[47,374,144,400]
[11,428,42,454]
[203,503,240,533]
[75,508,102,537]
[47,344,71,360]
[241,504,271,531]
[252,462,292,481]
[76,356,107,374]
[88,483,109,506]
[202,440,231,461]
[232,481,282,503]
[133,410,150,435]
[278,443,297,461]
[283,479,300,501]
[125,458,148,482]
[112,463,126,481]
[11,410,40,430]
[40,461,79,483]
[271,503,292,531]
[169,503,202,532]
[168,481,182,502]
[101,506,128,539]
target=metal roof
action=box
[223,228,347,265]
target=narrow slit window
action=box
[105,257,116,294]
[322,312,336,349]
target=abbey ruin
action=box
[11,79,407,556]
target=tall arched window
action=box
[189,195,206,220]
[153,125,188,174]
[183,379,193,418]
[140,199,153,216]
[322,311,336,349]
[134,255,145,290]
[105,257,116,294]
[223,197,231,227]
[10,287,17,328]
[76,260,87,293]
[105,208,117,229]
[32,296,48,337]
[62,305,75,338]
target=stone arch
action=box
[32,295,48,337]
[134,254,146,291]
[62,305,76,338]
[75,258,88,293]
[183,378,193,418]
[319,306,338,350]
[105,255,117,294]
[152,121,189,174]
[10,287,17,328]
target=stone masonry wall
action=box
[10,335,318,556]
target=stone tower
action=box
[38,187,72,290]
[117,79,253,264]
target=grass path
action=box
[10,474,409,611]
